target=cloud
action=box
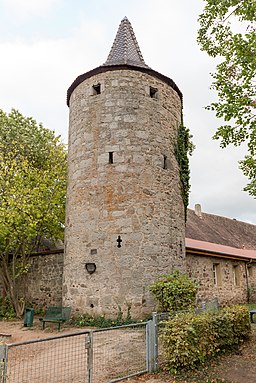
[0,17,108,142]
[1,0,61,22]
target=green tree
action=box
[198,0,256,195]
[0,109,67,317]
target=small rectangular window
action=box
[109,152,113,164]
[233,265,241,286]
[247,265,253,278]
[150,86,158,99]
[163,155,167,169]
[213,263,221,286]
[92,83,101,95]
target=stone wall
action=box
[2,249,254,314]
[186,253,256,306]
[63,68,186,318]
[247,264,256,303]
[24,251,64,309]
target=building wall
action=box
[63,68,186,318]
[247,264,256,303]
[6,250,255,314]
[186,253,255,306]
[23,252,64,309]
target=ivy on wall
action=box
[175,124,194,218]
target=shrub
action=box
[211,305,251,350]
[72,306,137,328]
[149,271,198,312]
[161,305,251,372]
[0,297,16,320]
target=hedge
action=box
[161,305,251,372]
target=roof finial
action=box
[103,17,149,68]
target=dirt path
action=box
[0,317,81,343]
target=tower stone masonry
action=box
[63,17,186,318]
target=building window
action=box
[213,263,221,286]
[233,265,241,286]
[92,83,101,95]
[163,155,167,169]
[247,265,253,278]
[109,152,114,164]
[149,86,158,99]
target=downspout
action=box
[245,260,251,304]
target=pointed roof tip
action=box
[103,17,149,69]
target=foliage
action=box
[72,311,138,328]
[149,271,198,312]
[175,125,194,216]
[0,109,67,317]
[197,1,256,195]
[161,305,251,372]
[0,297,16,320]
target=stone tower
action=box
[63,17,186,318]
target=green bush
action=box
[161,305,251,372]
[149,271,198,312]
[72,306,137,328]
[0,297,16,320]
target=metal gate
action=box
[1,318,158,383]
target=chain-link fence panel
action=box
[3,321,154,383]
[91,323,148,383]
[4,331,89,383]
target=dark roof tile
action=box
[186,208,256,250]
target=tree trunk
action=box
[0,256,26,318]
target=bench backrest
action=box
[45,306,71,320]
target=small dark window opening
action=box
[109,152,114,164]
[93,83,101,95]
[163,155,167,169]
[150,86,158,99]
[90,303,94,308]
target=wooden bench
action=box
[39,306,71,331]
[250,310,256,323]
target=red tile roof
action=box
[186,238,256,261]
[186,207,256,261]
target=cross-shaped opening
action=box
[117,235,122,248]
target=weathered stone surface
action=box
[186,254,252,306]
[63,69,186,318]
[14,249,256,315]
[22,252,63,308]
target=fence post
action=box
[146,312,158,373]
[152,312,158,371]
[85,332,93,383]
[0,344,7,383]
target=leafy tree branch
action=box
[198,0,256,195]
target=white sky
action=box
[0,0,255,223]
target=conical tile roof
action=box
[67,17,183,106]
[103,17,149,68]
